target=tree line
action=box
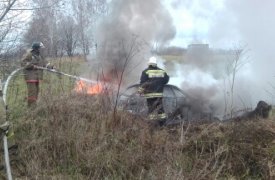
[0,0,107,79]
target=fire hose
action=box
[0,66,96,180]
[36,66,97,84]
[1,68,22,180]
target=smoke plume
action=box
[95,0,176,85]
[207,0,275,116]
[167,0,275,119]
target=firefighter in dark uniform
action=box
[21,42,53,107]
[139,56,169,126]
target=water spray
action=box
[36,66,97,84]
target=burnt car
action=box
[119,84,193,124]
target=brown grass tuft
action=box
[8,93,275,179]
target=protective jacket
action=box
[140,65,169,98]
[21,49,48,81]
[21,49,49,107]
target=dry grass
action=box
[5,91,275,179]
[2,56,275,179]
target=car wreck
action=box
[119,84,273,125]
[119,83,217,125]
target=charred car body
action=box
[119,84,216,124]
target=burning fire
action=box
[74,80,103,95]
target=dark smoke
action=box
[95,0,176,85]
[168,45,259,119]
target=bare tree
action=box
[57,15,78,57]
[0,0,22,51]
[0,0,17,22]
[71,0,107,60]
[96,33,146,121]
[23,0,64,57]
[224,45,249,118]
[0,0,29,79]
[23,0,106,58]
[113,35,144,117]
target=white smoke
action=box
[208,0,275,107]
[166,0,275,118]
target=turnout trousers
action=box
[26,80,39,107]
[146,97,167,126]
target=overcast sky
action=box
[165,0,275,50]
[165,0,275,76]
[165,0,225,48]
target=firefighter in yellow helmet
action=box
[139,56,169,126]
[21,42,54,107]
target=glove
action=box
[32,65,39,69]
[138,87,144,94]
[25,62,38,70]
[46,63,55,69]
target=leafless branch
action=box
[0,0,16,22]
[10,1,60,11]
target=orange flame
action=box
[74,80,103,95]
